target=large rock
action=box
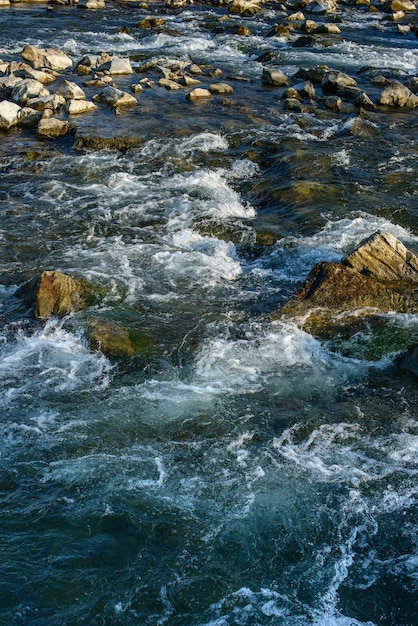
[0,100,21,129]
[98,57,133,75]
[384,0,416,10]
[12,79,49,105]
[378,81,418,108]
[27,94,66,112]
[56,80,87,100]
[0,75,22,100]
[21,45,72,71]
[16,271,91,318]
[78,0,106,8]
[321,71,357,94]
[305,0,338,12]
[280,261,417,327]
[13,66,57,85]
[342,230,418,284]
[93,86,137,108]
[37,118,69,139]
[262,68,290,86]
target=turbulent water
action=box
[1,3,418,625]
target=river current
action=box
[1,3,418,625]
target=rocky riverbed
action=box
[1,2,418,626]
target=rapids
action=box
[0,3,417,625]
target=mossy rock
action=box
[74,135,145,153]
[87,319,154,359]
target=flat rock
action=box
[0,100,21,129]
[78,0,106,8]
[342,230,418,284]
[21,45,72,71]
[66,99,99,115]
[209,82,234,94]
[88,319,135,358]
[98,57,133,75]
[187,88,212,99]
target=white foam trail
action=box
[0,319,111,403]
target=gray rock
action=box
[12,79,50,105]
[262,68,290,86]
[0,100,21,129]
[93,86,137,107]
[321,71,358,94]
[98,57,133,75]
[56,80,87,100]
[37,117,70,139]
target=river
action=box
[0,2,417,625]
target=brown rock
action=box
[88,319,135,358]
[342,230,418,284]
[16,271,91,318]
[262,68,290,86]
[37,118,69,138]
[280,261,417,327]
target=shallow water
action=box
[0,3,418,625]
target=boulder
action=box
[56,80,87,100]
[0,76,22,100]
[262,68,290,86]
[98,57,133,75]
[18,107,43,128]
[12,79,49,105]
[135,16,166,28]
[378,81,418,108]
[405,76,418,94]
[321,71,357,93]
[13,67,57,85]
[305,0,338,12]
[293,80,315,98]
[16,271,91,318]
[27,94,66,112]
[21,45,72,71]
[66,99,99,115]
[383,0,416,10]
[93,86,137,108]
[37,117,69,139]
[0,100,21,129]
[342,230,418,284]
[280,261,417,326]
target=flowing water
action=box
[0,3,418,625]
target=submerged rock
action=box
[87,319,135,358]
[396,344,418,377]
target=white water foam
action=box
[0,319,111,404]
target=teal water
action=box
[0,4,418,625]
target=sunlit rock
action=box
[12,78,49,105]
[16,271,92,318]
[78,0,106,8]
[0,99,21,129]
[261,68,290,86]
[56,80,87,100]
[66,99,99,115]
[37,117,69,138]
[93,86,137,107]
[229,0,262,16]
[187,88,212,99]
[98,57,133,75]
[378,80,418,108]
[342,230,418,284]
[209,82,234,94]
[21,45,72,71]
[27,94,66,112]
[321,71,358,94]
